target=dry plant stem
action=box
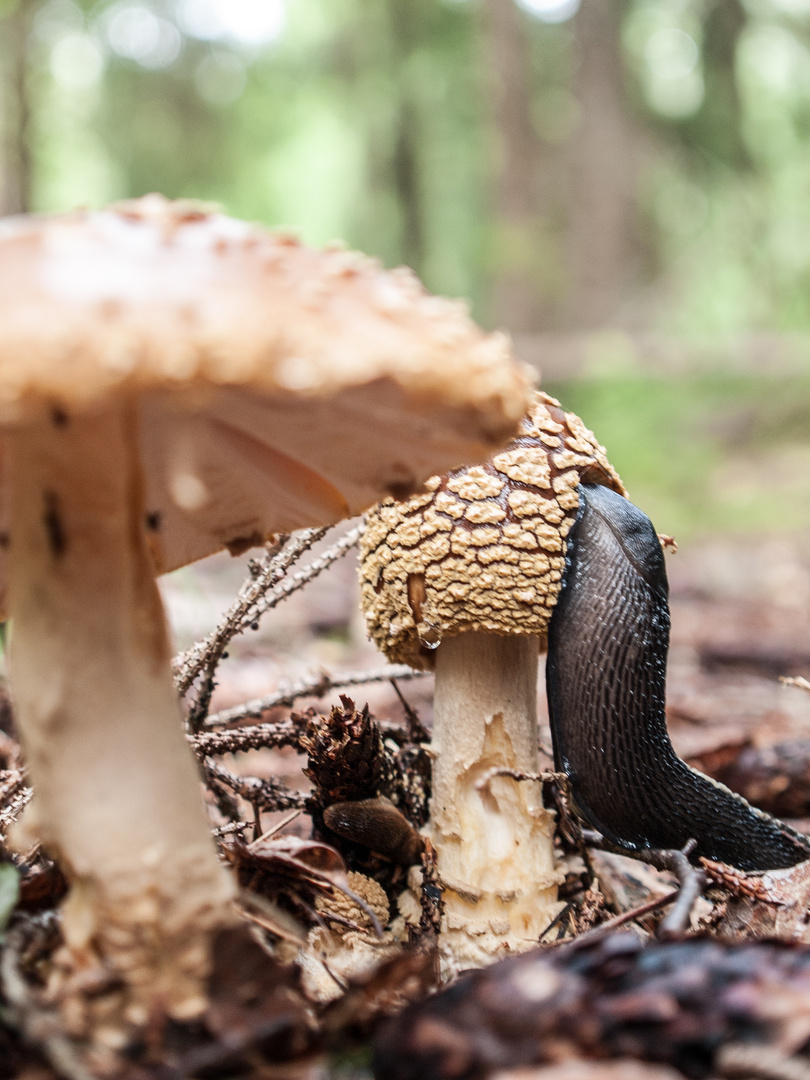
[430,631,563,971]
[8,407,234,1018]
[173,526,328,695]
[637,843,706,939]
[0,783,32,841]
[250,523,362,617]
[203,663,425,729]
[559,890,679,948]
[193,720,308,756]
[717,1044,810,1080]
[781,675,810,695]
[202,759,307,811]
[584,830,705,938]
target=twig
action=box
[252,809,302,843]
[331,881,384,939]
[781,675,810,695]
[247,523,362,618]
[562,890,680,949]
[202,760,307,812]
[390,679,430,743]
[202,664,427,729]
[474,766,554,791]
[583,831,706,939]
[192,719,309,757]
[636,840,706,938]
[173,528,326,695]
[0,767,27,809]
[212,821,251,838]
[0,783,32,838]
[718,1043,810,1080]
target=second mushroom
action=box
[360,391,625,972]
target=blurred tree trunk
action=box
[389,0,424,274]
[564,0,640,329]
[688,0,748,168]
[0,0,35,216]
[481,0,547,332]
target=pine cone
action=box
[303,695,390,806]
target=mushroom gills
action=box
[546,483,810,873]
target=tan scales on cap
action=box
[0,195,534,601]
[0,195,526,419]
[360,392,626,668]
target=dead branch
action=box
[0,783,32,838]
[565,891,680,948]
[202,664,427,729]
[247,523,362,619]
[173,528,326,695]
[635,841,706,938]
[212,821,251,838]
[193,719,310,757]
[718,1043,810,1080]
[202,760,307,812]
[781,675,810,695]
[583,832,706,938]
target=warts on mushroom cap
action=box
[360,392,625,667]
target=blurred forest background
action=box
[1,0,810,538]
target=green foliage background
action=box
[2,0,810,539]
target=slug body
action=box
[323,797,424,865]
[546,484,810,872]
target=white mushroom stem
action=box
[429,632,563,972]
[7,405,234,1020]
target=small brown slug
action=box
[323,796,425,865]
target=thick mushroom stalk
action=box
[8,405,234,1018]
[431,632,561,969]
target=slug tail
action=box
[547,483,810,873]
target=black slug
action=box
[546,483,810,872]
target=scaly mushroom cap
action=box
[0,194,533,603]
[360,392,625,668]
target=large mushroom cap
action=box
[0,194,532,591]
[0,198,532,1030]
[360,392,626,668]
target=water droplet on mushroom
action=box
[417,622,441,650]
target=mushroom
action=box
[0,195,532,1022]
[360,391,625,971]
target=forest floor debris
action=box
[1,526,810,1078]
